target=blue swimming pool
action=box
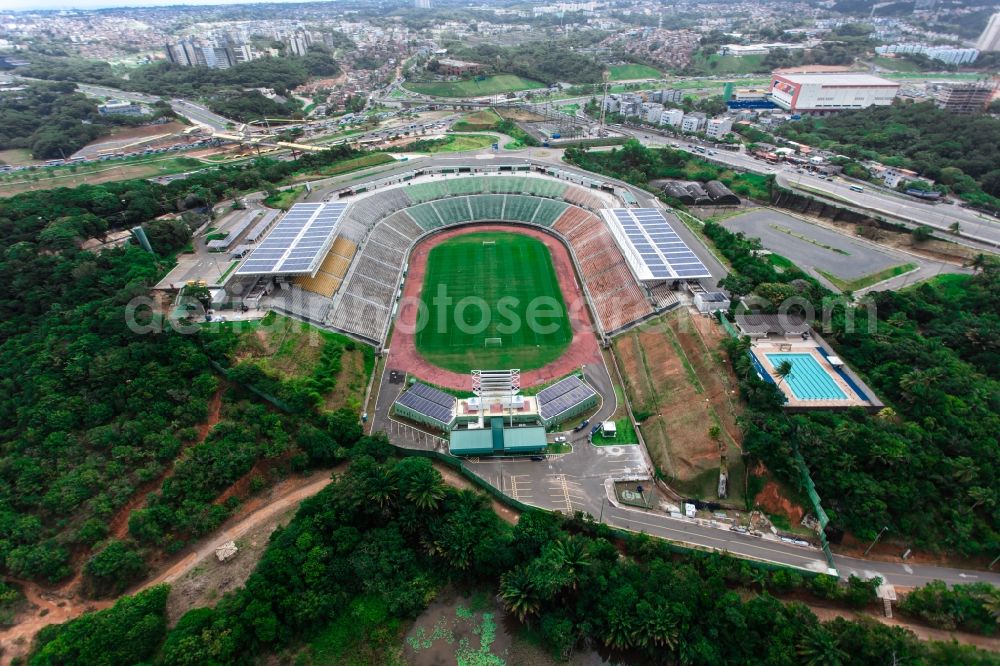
[765,353,847,400]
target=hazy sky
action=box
[5,0,321,10]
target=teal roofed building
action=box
[449,417,547,457]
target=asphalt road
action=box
[617,125,1000,251]
[71,81,234,132]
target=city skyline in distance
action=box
[4,0,338,10]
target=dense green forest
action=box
[0,144,380,583]
[705,221,1000,555]
[0,81,175,159]
[777,102,1000,213]
[441,42,605,85]
[16,49,340,122]
[26,452,999,665]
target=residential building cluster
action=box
[875,43,979,65]
[602,90,734,139]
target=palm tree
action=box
[499,566,539,624]
[365,464,398,511]
[638,607,679,651]
[796,629,847,666]
[775,359,794,386]
[976,587,1000,625]
[602,608,636,651]
[405,472,445,511]
[550,538,590,589]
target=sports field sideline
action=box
[414,231,573,372]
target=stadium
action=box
[225,159,719,455]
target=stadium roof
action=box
[235,202,348,276]
[394,382,456,426]
[537,375,597,422]
[603,208,712,281]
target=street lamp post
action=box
[864,526,889,557]
[599,495,606,523]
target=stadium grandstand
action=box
[228,164,708,344]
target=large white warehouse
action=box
[769,73,900,114]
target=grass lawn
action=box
[0,155,207,196]
[609,64,663,80]
[406,134,496,154]
[817,262,917,292]
[591,418,640,446]
[451,109,502,132]
[0,148,37,166]
[415,231,573,372]
[872,56,922,73]
[291,152,395,181]
[687,54,768,75]
[904,272,970,299]
[404,74,544,98]
[264,186,304,210]
[207,312,374,412]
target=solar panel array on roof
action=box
[236,202,348,275]
[607,208,712,280]
[537,376,596,421]
[395,382,456,425]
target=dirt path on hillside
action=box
[107,388,226,541]
[0,468,338,666]
[805,603,1000,651]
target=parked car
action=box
[554,436,567,443]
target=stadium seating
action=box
[531,199,569,227]
[294,237,356,298]
[501,195,541,223]
[522,178,568,199]
[562,185,607,211]
[382,211,423,240]
[328,293,391,342]
[405,181,451,203]
[468,195,504,221]
[407,202,445,230]
[432,197,474,226]
[355,255,401,288]
[329,237,357,260]
[487,176,524,194]
[552,207,594,236]
[364,237,407,267]
[446,177,488,196]
[320,177,655,342]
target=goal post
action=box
[482,240,496,246]
[484,337,502,349]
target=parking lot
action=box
[721,208,905,280]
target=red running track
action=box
[389,224,602,390]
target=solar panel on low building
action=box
[394,382,457,427]
[536,376,596,422]
[603,208,712,281]
[235,202,348,276]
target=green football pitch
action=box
[415,232,573,372]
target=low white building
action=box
[705,116,734,140]
[642,102,665,123]
[659,108,685,127]
[681,112,706,133]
